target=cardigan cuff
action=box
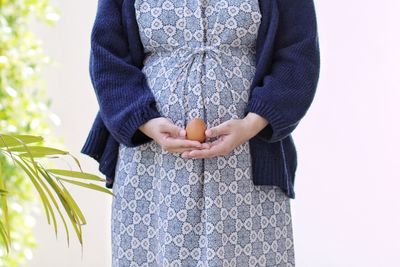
[115,101,162,147]
[244,98,288,143]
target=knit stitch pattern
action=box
[81,0,320,199]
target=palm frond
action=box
[0,133,112,252]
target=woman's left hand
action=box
[181,113,268,159]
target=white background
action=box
[28,0,400,266]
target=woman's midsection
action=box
[141,45,257,129]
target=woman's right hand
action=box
[138,117,204,153]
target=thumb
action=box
[163,122,186,138]
[205,121,230,138]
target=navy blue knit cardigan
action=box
[80,0,320,199]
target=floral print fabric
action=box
[111,0,295,266]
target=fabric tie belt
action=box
[176,45,224,65]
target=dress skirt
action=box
[111,0,295,266]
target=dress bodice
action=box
[134,0,262,54]
[134,0,262,129]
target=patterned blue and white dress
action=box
[111,0,295,266]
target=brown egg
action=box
[185,118,207,142]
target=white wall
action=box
[28,0,400,266]
[292,0,400,266]
[29,0,111,266]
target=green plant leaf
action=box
[8,145,68,155]
[21,159,61,238]
[56,191,83,245]
[13,158,52,226]
[0,134,41,178]
[0,220,10,253]
[0,134,43,148]
[0,178,11,253]
[69,153,84,173]
[46,169,105,181]
[57,178,115,196]
[58,181,87,225]
[21,159,61,239]
[18,152,63,158]
[37,167,71,247]
[0,188,8,195]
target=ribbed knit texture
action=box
[81,0,320,199]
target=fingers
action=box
[168,146,207,153]
[159,120,186,138]
[156,118,236,156]
[155,119,207,153]
[182,137,229,158]
[205,120,233,138]
[191,142,225,158]
[160,134,203,152]
[180,141,212,157]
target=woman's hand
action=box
[181,112,268,159]
[139,117,204,153]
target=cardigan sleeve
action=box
[244,0,320,143]
[89,0,162,147]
